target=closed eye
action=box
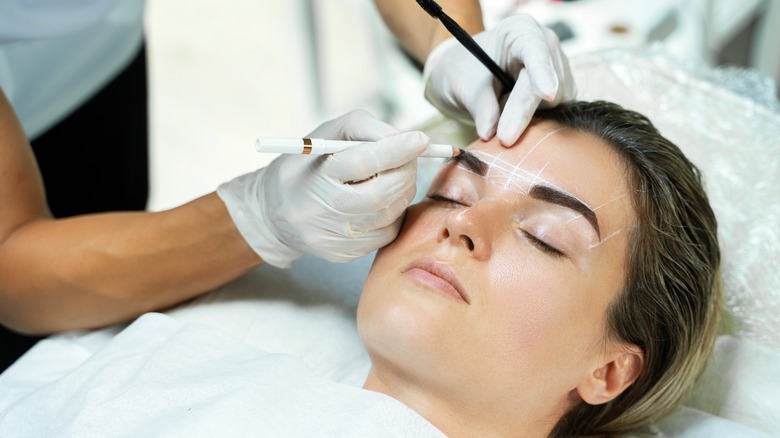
[426,193,466,208]
[521,230,565,257]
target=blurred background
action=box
[144,0,779,211]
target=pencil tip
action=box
[453,147,463,157]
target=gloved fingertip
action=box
[538,76,559,103]
[477,123,496,141]
[498,133,518,147]
[398,131,430,153]
[475,113,498,141]
[497,120,525,147]
[527,64,559,103]
[413,130,431,145]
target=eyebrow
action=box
[447,150,487,176]
[449,151,601,240]
[529,185,601,240]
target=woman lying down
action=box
[0,101,721,437]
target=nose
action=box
[438,200,500,261]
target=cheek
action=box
[390,204,442,248]
[478,250,600,368]
[358,205,449,345]
[485,255,557,351]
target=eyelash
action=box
[428,193,565,258]
[522,230,565,257]
[426,193,465,208]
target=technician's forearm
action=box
[374,0,484,63]
[0,193,261,334]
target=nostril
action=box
[461,235,475,251]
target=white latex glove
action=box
[423,14,577,146]
[217,110,429,268]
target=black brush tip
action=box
[416,0,443,18]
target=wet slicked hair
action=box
[535,101,721,436]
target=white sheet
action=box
[0,313,444,437]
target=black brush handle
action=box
[439,13,515,93]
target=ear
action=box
[576,344,644,405]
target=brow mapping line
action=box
[501,159,551,193]
[530,162,551,190]
[470,151,539,192]
[502,127,566,191]
[475,156,565,198]
[588,228,622,250]
[471,151,592,209]
[565,194,627,225]
[516,127,567,167]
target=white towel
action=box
[0,313,444,437]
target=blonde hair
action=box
[536,101,722,436]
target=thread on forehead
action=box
[517,127,568,167]
[594,194,627,211]
[588,229,622,250]
[482,152,501,180]
[460,151,544,197]
[471,152,535,194]
[565,194,627,226]
[458,128,567,189]
[530,162,551,190]
[471,151,593,209]
[502,128,566,191]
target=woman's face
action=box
[357,121,636,428]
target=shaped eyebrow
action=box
[447,150,487,176]
[529,185,601,240]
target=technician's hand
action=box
[423,14,576,146]
[218,110,429,268]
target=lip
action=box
[402,257,470,304]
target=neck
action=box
[363,365,562,438]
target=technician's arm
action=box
[0,89,261,334]
[373,0,484,64]
[0,92,425,335]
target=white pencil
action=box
[256,138,461,158]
